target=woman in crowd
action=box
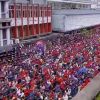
[0,32,100,100]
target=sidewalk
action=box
[72,73,100,100]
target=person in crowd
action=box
[0,32,100,100]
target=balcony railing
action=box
[9,4,52,18]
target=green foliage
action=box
[93,92,100,100]
[95,92,100,100]
[80,28,92,37]
[96,95,100,100]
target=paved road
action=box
[72,73,100,100]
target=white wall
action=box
[91,4,97,9]
[10,0,29,4]
[0,29,11,46]
[65,14,100,31]
[52,13,100,32]
[33,0,47,4]
[6,29,11,45]
[10,0,47,4]
[0,29,3,46]
[52,15,65,32]
[11,17,51,26]
[5,1,9,18]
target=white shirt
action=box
[63,94,68,100]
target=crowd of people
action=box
[0,32,100,100]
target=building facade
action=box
[94,0,100,8]
[0,0,52,46]
[0,0,100,47]
[47,0,97,9]
[46,0,100,34]
[0,0,11,47]
[52,9,100,34]
[10,0,47,5]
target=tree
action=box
[80,28,92,37]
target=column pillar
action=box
[0,30,3,46]
[0,2,1,18]
[5,1,9,18]
[7,28,11,45]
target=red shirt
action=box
[49,92,55,99]
[60,82,65,90]
[52,49,59,57]
[20,70,28,78]
[24,89,32,96]
[56,76,63,84]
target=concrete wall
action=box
[9,0,47,4]
[9,0,29,4]
[53,9,100,15]
[52,9,100,32]
[47,0,93,4]
[52,15,65,32]
[33,0,47,4]
[0,26,3,46]
[0,0,12,46]
[65,14,100,31]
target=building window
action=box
[2,22,6,26]
[3,39,7,45]
[3,29,7,39]
[1,1,5,18]
[2,29,7,45]
[2,22,10,27]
